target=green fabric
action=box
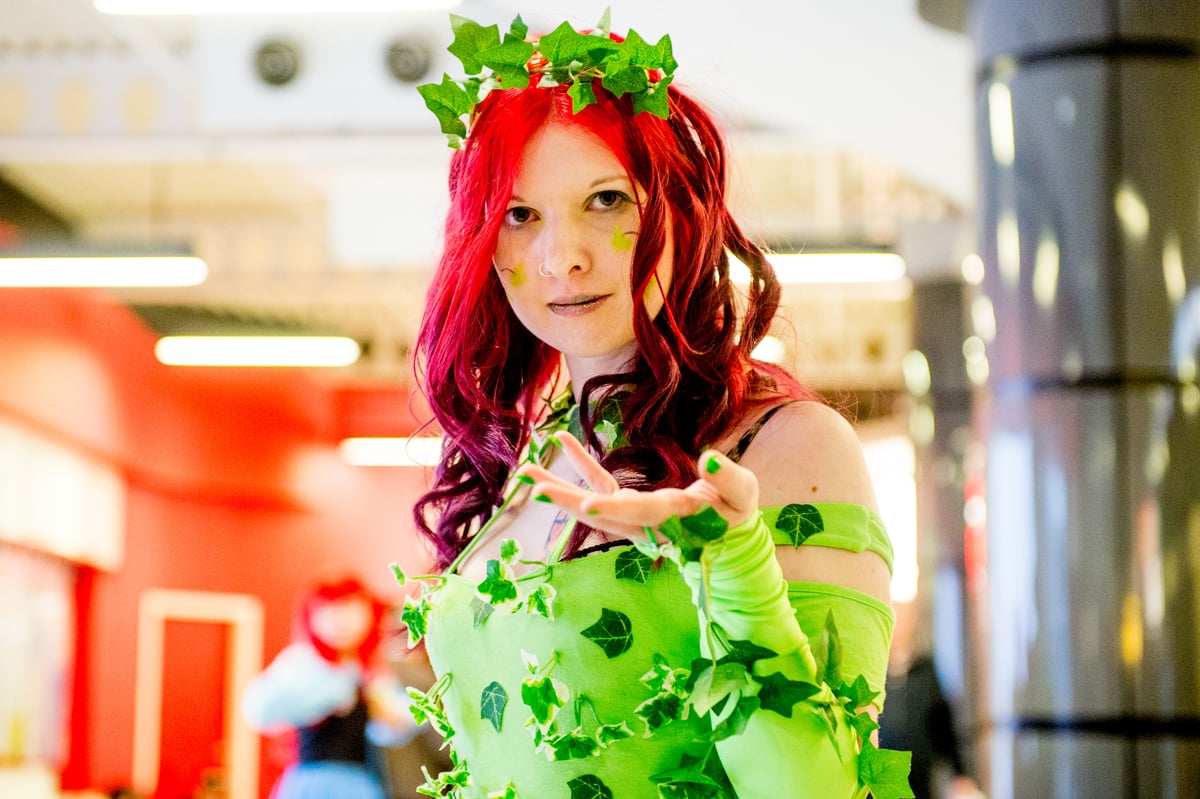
[763,502,894,573]
[423,503,895,798]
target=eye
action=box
[503,206,537,226]
[588,190,631,211]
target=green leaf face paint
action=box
[610,225,633,252]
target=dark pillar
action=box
[930,2,1200,797]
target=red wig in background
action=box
[414,68,814,569]
[295,575,388,667]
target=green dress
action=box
[419,502,897,799]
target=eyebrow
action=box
[508,175,633,204]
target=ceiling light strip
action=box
[338,437,443,467]
[0,256,208,287]
[155,336,360,367]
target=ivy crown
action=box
[417,7,679,149]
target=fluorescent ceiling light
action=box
[155,335,360,367]
[0,255,207,287]
[339,437,442,467]
[95,0,460,13]
[730,251,907,284]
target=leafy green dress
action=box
[400,403,909,799]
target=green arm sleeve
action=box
[680,510,894,799]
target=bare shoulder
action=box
[735,400,879,512]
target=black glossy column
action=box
[962,2,1200,798]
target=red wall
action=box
[0,288,435,798]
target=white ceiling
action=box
[0,0,976,391]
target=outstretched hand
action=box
[516,431,760,543]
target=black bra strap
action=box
[725,402,795,463]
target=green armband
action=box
[681,510,816,678]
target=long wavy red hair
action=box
[414,76,812,568]
[297,576,387,667]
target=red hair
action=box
[296,576,387,666]
[414,76,813,568]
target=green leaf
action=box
[525,582,557,620]
[812,611,844,688]
[635,692,684,733]
[599,64,648,97]
[708,695,759,742]
[756,671,820,718]
[521,676,564,725]
[850,707,880,741]
[400,595,429,647]
[717,639,778,669]
[538,21,618,64]
[835,673,880,711]
[680,505,728,541]
[471,596,495,628]
[416,73,472,138]
[568,78,598,113]
[614,548,654,583]
[632,74,673,119]
[476,559,518,607]
[548,728,600,760]
[593,7,612,37]
[448,14,500,74]
[595,721,634,747]
[389,562,407,586]
[580,608,633,658]
[476,40,534,89]
[480,680,508,733]
[499,538,520,562]
[567,774,613,799]
[688,661,755,717]
[859,742,915,799]
[775,503,824,546]
[502,15,528,44]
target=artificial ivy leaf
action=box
[859,742,915,799]
[836,673,880,711]
[416,74,471,138]
[716,639,778,669]
[568,79,598,114]
[580,607,633,658]
[389,562,407,586]
[756,671,820,718]
[640,655,687,694]
[689,661,755,717]
[775,503,824,546]
[476,40,534,89]
[525,582,557,620]
[632,74,673,119]
[600,64,648,97]
[595,721,634,747]
[614,547,654,583]
[593,6,612,37]
[652,33,679,75]
[548,728,601,760]
[635,692,683,733]
[680,505,728,542]
[487,783,518,799]
[851,707,880,741]
[448,14,501,74]
[539,21,619,64]
[708,695,759,742]
[476,559,518,607]
[480,680,508,732]
[683,657,715,692]
[521,676,564,725]
[812,611,844,688]
[567,774,613,799]
[400,595,429,647]
[499,538,520,562]
[503,15,528,44]
[471,596,495,627]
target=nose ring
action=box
[537,263,552,278]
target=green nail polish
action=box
[515,473,535,485]
[533,493,552,503]
[586,508,600,516]
[705,455,721,474]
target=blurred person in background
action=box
[880,600,984,799]
[242,575,418,799]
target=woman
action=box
[402,13,910,799]
[242,576,416,799]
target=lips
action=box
[548,294,610,315]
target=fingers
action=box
[696,449,759,525]
[552,431,620,494]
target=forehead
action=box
[513,123,629,190]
